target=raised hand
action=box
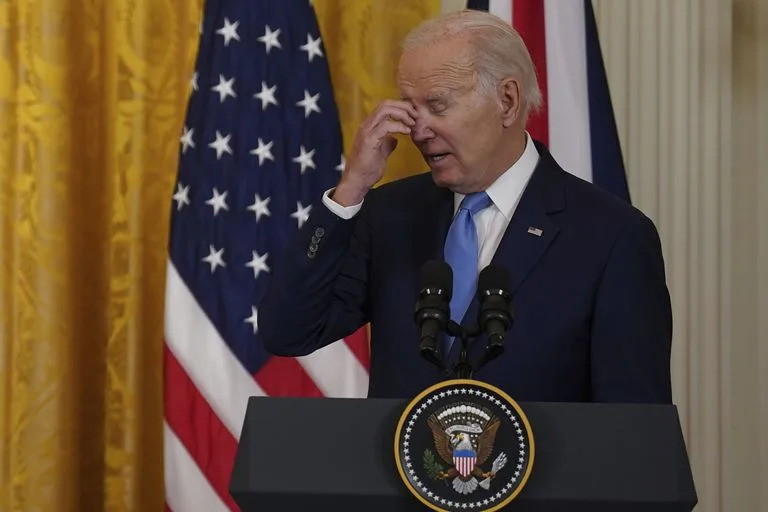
[332,100,417,206]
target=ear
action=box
[498,77,522,128]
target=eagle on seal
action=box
[427,413,506,494]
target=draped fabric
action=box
[0,1,203,510]
[0,1,437,510]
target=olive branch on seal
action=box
[423,449,445,480]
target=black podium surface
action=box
[230,397,697,511]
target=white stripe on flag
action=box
[164,422,230,512]
[298,340,369,398]
[544,0,593,183]
[488,0,512,23]
[165,260,265,437]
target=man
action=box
[260,10,672,403]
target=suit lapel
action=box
[491,148,564,293]
[411,177,454,265]
[452,146,567,366]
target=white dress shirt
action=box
[322,133,540,270]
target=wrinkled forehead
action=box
[396,38,477,97]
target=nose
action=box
[411,114,435,143]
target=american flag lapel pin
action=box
[527,226,543,237]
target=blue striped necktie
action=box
[443,191,492,351]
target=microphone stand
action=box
[429,321,504,379]
[445,321,496,379]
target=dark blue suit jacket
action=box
[261,143,672,403]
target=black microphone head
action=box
[420,259,453,300]
[477,264,512,297]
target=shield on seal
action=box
[453,449,477,477]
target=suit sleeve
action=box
[590,213,673,403]
[259,194,373,356]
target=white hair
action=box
[401,10,543,114]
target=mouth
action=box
[424,152,451,164]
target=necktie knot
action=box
[459,192,492,216]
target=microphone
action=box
[476,265,514,360]
[414,260,453,368]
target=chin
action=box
[429,167,462,190]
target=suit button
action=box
[307,247,317,258]
[311,235,320,244]
[314,227,325,237]
[309,242,318,251]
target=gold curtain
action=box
[0,0,203,510]
[0,0,438,511]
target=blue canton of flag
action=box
[169,0,344,376]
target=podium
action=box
[230,397,697,511]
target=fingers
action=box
[367,100,417,130]
[338,99,416,199]
[371,120,411,143]
[362,101,416,148]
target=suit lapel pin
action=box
[527,226,543,237]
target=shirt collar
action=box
[453,132,540,218]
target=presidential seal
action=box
[394,379,534,512]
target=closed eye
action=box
[427,100,448,114]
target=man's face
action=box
[397,36,512,194]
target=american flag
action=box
[163,1,370,510]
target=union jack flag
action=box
[469,0,630,202]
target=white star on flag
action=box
[205,187,229,216]
[215,17,240,46]
[292,145,316,173]
[247,194,271,221]
[172,183,191,211]
[254,81,278,110]
[299,33,324,62]
[244,306,258,334]
[291,201,312,228]
[190,71,198,92]
[296,90,321,118]
[258,25,282,54]
[212,74,236,103]
[180,126,195,153]
[202,245,226,273]
[208,131,232,159]
[245,250,270,279]
[250,138,275,165]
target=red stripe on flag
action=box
[513,0,549,144]
[343,326,370,371]
[253,356,324,397]
[164,345,240,511]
